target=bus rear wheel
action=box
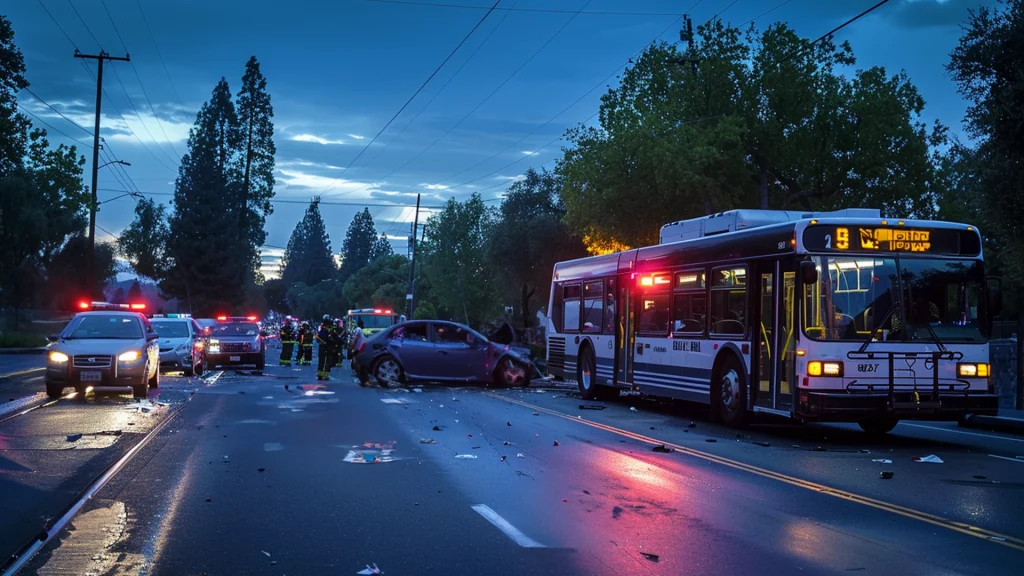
[858,415,899,435]
[716,354,750,428]
[577,348,603,400]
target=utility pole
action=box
[406,194,421,319]
[75,49,130,296]
[675,15,701,74]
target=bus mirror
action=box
[988,279,1003,317]
[800,261,818,285]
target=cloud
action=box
[521,150,539,156]
[420,183,449,190]
[279,159,345,170]
[495,174,526,182]
[24,99,191,146]
[277,168,364,192]
[290,133,346,145]
[347,133,366,140]
[890,0,983,29]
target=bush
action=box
[0,332,47,348]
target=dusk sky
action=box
[5,0,995,259]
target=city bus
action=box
[545,209,1001,433]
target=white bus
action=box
[545,209,1001,433]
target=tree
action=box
[127,280,143,304]
[0,15,30,177]
[342,254,409,312]
[262,278,289,314]
[46,234,116,309]
[420,194,497,326]
[370,233,393,261]
[285,280,347,320]
[162,79,245,314]
[119,198,169,280]
[111,286,126,304]
[233,56,276,284]
[282,197,336,287]
[489,168,587,328]
[338,208,378,283]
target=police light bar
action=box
[216,315,228,321]
[246,315,258,321]
[130,303,146,310]
[83,301,141,311]
[217,316,260,322]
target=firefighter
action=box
[327,318,346,372]
[297,321,314,366]
[316,314,333,380]
[278,318,296,366]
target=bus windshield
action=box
[803,256,986,343]
[351,314,393,330]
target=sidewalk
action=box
[961,408,1024,435]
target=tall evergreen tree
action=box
[127,280,143,303]
[162,79,244,314]
[370,232,393,261]
[233,56,276,283]
[282,197,336,287]
[338,208,378,283]
[0,15,30,177]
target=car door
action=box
[387,322,434,378]
[430,322,478,380]
[190,320,205,364]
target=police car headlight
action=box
[49,351,69,363]
[118,351,141,363]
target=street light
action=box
[99,159,131,169]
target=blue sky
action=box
[6,0,995,258]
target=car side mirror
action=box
[800,260,819,285]
[988,278,1003,317]
[47,334,60,343]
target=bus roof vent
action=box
[659,208,881,244]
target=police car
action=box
[45,302,160,398]
[149,314,206,376]
[206,315,267,370]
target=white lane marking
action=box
[239,419,276,424]
[900,423,1024,444]
[0,367,45,379]
[471,504,546,548]
[264,443,283,452]
[380,398,405,404]
[987,454,1024,463]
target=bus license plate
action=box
[230,356,240,362]
[81,371,102,382]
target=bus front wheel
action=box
[716,354,750,428]
[858,415,899,435]
[577,348,601,400]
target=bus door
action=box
[616,273,634,386]
[754,262,777,409]
[776,261,797,410]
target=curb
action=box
[960,414,1024,435]
[0,347,47,355]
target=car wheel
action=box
[372,355,402,388]
[45,381,64,399]
[194,358,205,376]
[716,354,750,428]
[858,415,899,436]
[148,366,160,389]
[495,357,530,388]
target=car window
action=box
[69,315,143,339]
[151,321,190,338]
[434,324,473,345]
[211,322,259,336]
[392,323,428,342]
[191,320,202,335]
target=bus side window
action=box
[603,279,616,335]
[711,266,747,336]
[583,281,603,333]
[563,284,582,333]
[673,270,706,335]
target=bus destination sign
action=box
[803,225,966,255]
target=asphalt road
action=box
[0,354,46,404]
[1,360,1021,575]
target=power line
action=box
[330,0,594,200]
[781,0,891,64]
[18,103,91,146]
[320,0,503,195]
[20,87,94,137]
[96,188,444,209]
[35,0,79,50]
[135,0,191,126]
[66,0,103,49]
[738,0,795,27]
[101,0,183,159]
[106,63,181,167]
[356,0,684,16]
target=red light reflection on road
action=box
[594,448,679,491]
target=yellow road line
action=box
[490,394,1024,552]
[0,367,44,379]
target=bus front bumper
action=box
[796,391,1000,421]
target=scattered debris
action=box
[284,385,289,390]
[223,455,230,462]
[500,456,507,462]
[507,421,512,427]
[455,454,478,459]
[989,536,1007,542]
[562,499,568,503]
[516,453,524,458]
[973,475,987,480]
[652,444,673,453]
[432,425,441,431]
[872,459,893,464]
[532,412,539,416]
[439,404,444,408]
[472,446,481,449]
[880,471,894,479]
[578,404,606,411]
[502,441,514,446]
[912,455,944,464]
[261,550,271,558]
[356,563,382,575]
[630,407,638,412]
[468,434,473,439]
[412,388,422,393]
[687,422,696,428]
[205,497,211,502]
[753,441,770,447]
[257,468,266,472]
[66,433,82,442]
[582,490,591,495]
[705,438,717,443]
[640,552,660,563]
[420,439,437,444]
[553,440,560,447]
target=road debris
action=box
[472,446,481,449]
[507,421,512,426]
[356,563,382,575]
[455,454,478,459]
[912,455,944,463]
[412,388,422,393]
[688,422,697,428]
[532,412,539,416]
[652,444,673,453]
[579,404,606,410]
[582,489,590,495]
[553,440,560,446]
[261,550,271,558]
[468,434,473,439]
[640,552,660,563]
[257,468,266,472]
[705,438,717,443]
[753,441,770,447]
[872,459,893,464]
[223,455,230,462]
[516,453,524,458]
[66,433,83,442]
[880,471,894,479]
[205,497,211,502]
[500,456,507,462]
[420,439,437,444]
[630,407,638,412]
[503,441,515,446]
[432,425,441,431]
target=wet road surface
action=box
[1,363,1021,575]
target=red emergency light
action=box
[373,309,383,313]
[246,315,257,321]
[384,309,392,314]
[78,301,90,310]
[216,315,227,321]
[130,303,146,310]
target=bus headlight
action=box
[49,351,69,363]
[807,361,844,377]
[957,363,989,378]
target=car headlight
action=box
[49,351,69,363]
[118,351,141,363]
